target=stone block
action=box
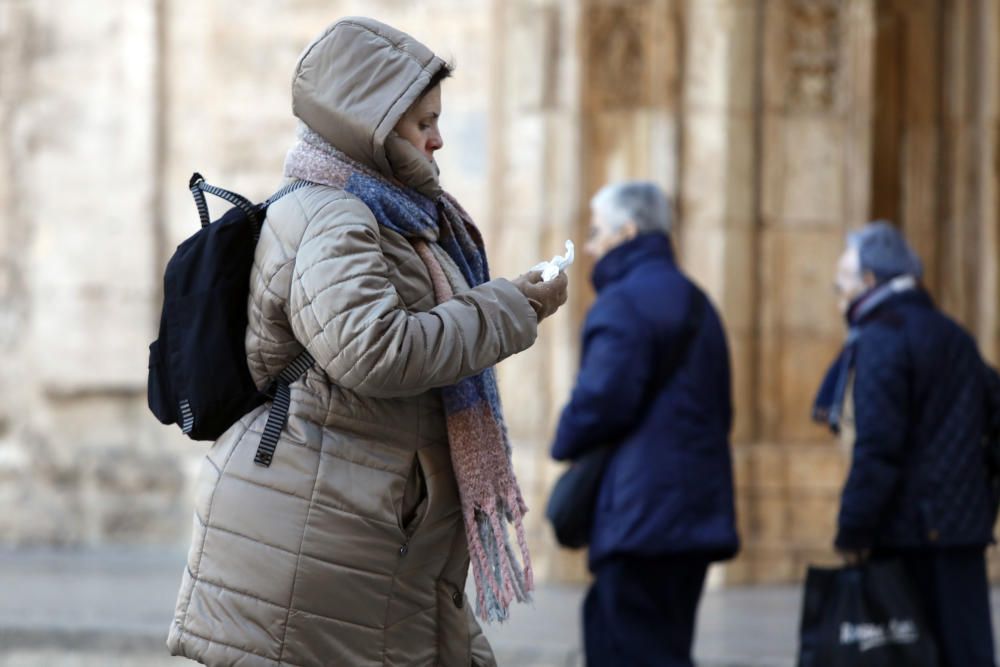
[734,488,754,541]
[761,116,846,226]
[16,0,158,393]
[587,110,680,192]
[777,335,844,442]
[729,333,756,443]
[681,226,757,336]
[680,112,755,229]
[745,490,789,543]
[787,489,839,545]
[786,444,848,493]
[760,226,846,336]
[745,545,799,584]
[748,444,788,491]
[684,0,759,114]
[731,448,754,491]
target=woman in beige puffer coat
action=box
[166,17,568,667]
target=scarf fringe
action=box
[465,490,533,623]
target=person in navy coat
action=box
[814,221,1000,667]
[551,181,739,667]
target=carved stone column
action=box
[487,0,589,583]
[678,0,765,582]
[728,0,873,584]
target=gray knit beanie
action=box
[847,220,923,283]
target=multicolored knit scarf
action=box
[284,126,532,622]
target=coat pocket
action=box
[397,454,428,536]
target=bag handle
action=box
[188,172,262,228]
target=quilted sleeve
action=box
[835,328,909,550]
[287,194,538,398]
[550,289,654,461]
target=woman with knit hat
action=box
[167,17,567,666]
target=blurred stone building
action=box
[1,0,998,585]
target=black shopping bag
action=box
[797,560,939,667]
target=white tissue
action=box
[532,240,575,282]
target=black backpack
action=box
[147,173,313,467]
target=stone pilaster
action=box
[0,0,188,545]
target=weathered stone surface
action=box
[760,227,845,336]
[4,0,1000,586]
[761,116,847,227]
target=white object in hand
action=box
[532,240,575,282]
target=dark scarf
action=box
[813,275,919,432]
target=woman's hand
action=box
[512,270,569,322]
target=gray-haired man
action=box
[814,221,999,666]
[552,181,739,666]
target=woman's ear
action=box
[862,270,878,289]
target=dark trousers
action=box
[584,554,709,667]
[874,547,995,667]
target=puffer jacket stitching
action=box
[293,190,360,240]
[334,20,439,154]
[226,414,415,476]
[186,565,289,612]
[255,190,341,380]
[194,508,299,559]
[298,259,391,303]
[261,259,296,302]
[293,303,409,391]
[276,427,327,664]
[264,194,353,665]
[338,20,424,57]
[285,600,388,631]
[249,284,298,379]
[187,548,408,635]
[214,466,404,532]
[380,541,403,665]
[180,417,251,633]
[384,602,436,630]
[178,621,299,667]
[293,241,459,395]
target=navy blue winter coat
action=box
[551,233,740,568]
[818,289,1000,551]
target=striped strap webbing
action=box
[254,349,315,467]
[188,174,310,239]
[188,173,259,228]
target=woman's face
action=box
[393,85,443,160]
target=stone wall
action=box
[0,0,187,545]
[2,0,1000,586]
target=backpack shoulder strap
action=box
[189,173,259,228]
[264,178,311,206]
[251,180,316,467]
[254,348,316,468]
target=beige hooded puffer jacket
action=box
[166,18,538,667]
